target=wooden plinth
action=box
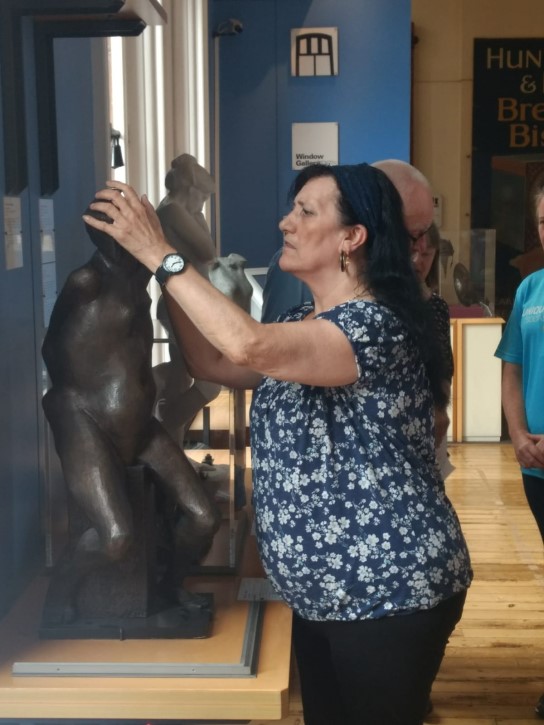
[0,521,292,721]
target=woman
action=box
[495,185,544,719]
[85,162,472,725]
[411,222,454,476]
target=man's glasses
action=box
[408,223,433,243]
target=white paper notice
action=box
[4,196,23,270]
[39,198,57,327]
[292,122,339,170]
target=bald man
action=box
[261,159,434,322]
[372,158,434,243]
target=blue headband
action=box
[329,163,382,237]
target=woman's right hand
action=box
[84,181,173,274]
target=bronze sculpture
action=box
[41,206,220,634]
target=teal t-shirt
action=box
[495,269,544,479]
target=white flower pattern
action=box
[250,300,472,621]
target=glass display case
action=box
[186,387,249,574]
[438,228,496,318]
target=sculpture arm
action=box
[157,204,216,265]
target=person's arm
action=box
[84,182,359,388]
[502,361,544,468]
[163,291,262,389]
[434,381,451,447]
[428,295,453,447]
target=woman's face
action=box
[411,234,436,283]
[537,196,544,250]
[278,176,346,275]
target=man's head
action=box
[371,159,434,243]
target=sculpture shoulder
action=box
[48,263,102,329]
[61,263,102,302]
[156,199,189,223]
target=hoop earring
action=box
[340,250,349,272]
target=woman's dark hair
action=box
[289,163,448,408]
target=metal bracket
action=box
[12,600,264,678]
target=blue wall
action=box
[210,0,412,266]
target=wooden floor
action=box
[248,442,544,725]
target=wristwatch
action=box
[155,253,187,286]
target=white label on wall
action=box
[3,196,23,270]
[292,122,339,170]
[39,198,57,327]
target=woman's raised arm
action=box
[83,181,359,389]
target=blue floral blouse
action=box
[250,300,472,621]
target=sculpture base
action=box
[39,593,214,640]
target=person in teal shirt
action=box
[495,184,544,718]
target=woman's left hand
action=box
[83,180,173,272]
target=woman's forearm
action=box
[501,362,527,439]
[164,290,262,389]
[500,362,544,468]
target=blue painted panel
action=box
[211,0,412,266]
[211,0,280,264]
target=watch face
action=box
[163,254,185,273]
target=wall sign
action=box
[291,27,338,77]
[471,38,544,318]
[292,122,339,170]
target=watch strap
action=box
[155,263,172,286]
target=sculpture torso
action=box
[42,251,155,462]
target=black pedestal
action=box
[40,594,214,640]
[40,466,214,640]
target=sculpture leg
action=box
[138,418,221,609]
[42,397,134,624]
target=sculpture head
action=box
[83,203,142,271]
[164,154,215,214]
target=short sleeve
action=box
[316,300,409,382]
[495,285,524,365]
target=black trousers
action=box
[292,590,467,725]
[522,472,544,542]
